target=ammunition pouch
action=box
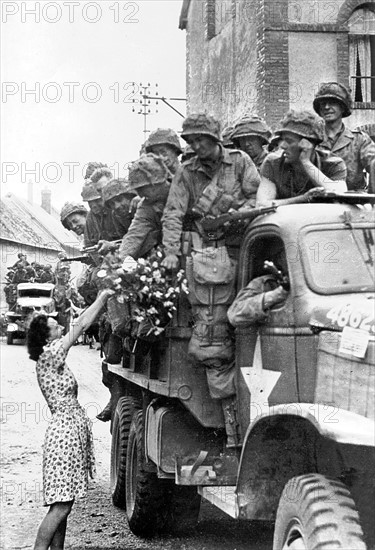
[186,245,236,365]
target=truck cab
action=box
[108,200,374,549]
[6,283,56,344]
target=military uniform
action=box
[162,146,260,256]
[313,82,375,192]
[320,125,375,191]
[84,207,123,248]
[119,198,166,260]
[228,275,280,326]
[252,149,268,172]
[261,149,347,199]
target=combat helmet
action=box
[102,178,135,206]
[313,82,352,118]
[145,128,182,155]
[231,115,272,145]
[60,202,88,229]
[222,125,235,148]
[129,153,169,191]
[84,162,108,180]
[275,110,325,144]
[181,113,222,142]
[81,181,102,202]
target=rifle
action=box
[61,256,94,265]
[263,261,290,290]
[199,205,277,240]
[82,240,122,254]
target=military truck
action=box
[107,195,374,549]
[6,282,57,344]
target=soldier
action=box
[256,110,347,207]
[231,115,272,171]
[81,178,123,248]
[144,128,182,179]
[40,264,55,284]
[12,253,29,269]
[228,246,289,326]
[101,178,137,242]
[119,154,170,260]
[313,82,375,192]
[60,202,88,236]
[161,113,261,448]
[24,265,36,282]
[162,113,260,270]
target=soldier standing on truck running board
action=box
[313,82,375,193]
[161,113,261,448]
[256,110,348,207]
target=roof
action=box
[179,0,191,29]
[0,193,81,254]
[249,203,374,239]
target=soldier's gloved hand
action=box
[162,254,179,271]
[263,286,289,310]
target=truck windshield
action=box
[302,226,375,294]
[18,289,52,298]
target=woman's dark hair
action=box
[27,314,50,361]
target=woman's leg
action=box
[34,501,73,550]
[50,517,68,550]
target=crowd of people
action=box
[25,81,374,549]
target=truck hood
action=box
[310,299,375,335]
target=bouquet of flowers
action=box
[97,247,189,339]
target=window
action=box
[348,7,375,103]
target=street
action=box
[0,338,273,550]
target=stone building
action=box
[179,0,375,130]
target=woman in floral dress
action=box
[27,288,114,550]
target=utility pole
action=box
[131,82,187,143]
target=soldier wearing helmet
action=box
[231,115,272,171]
[96,178,137,256]
[118,154,170,260]
[162,113,260,270]
[81,169,124,248]
[161,113,260,448]
[60,202,88,236]
[144,128,182,179]
[84,161,108,180]
[256,110,347,207]
[313,82,375,192]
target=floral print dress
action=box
[36,338,95,506]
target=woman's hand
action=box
[97,288,115,303]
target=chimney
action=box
[27,180,33,204]
[41,187,52,214]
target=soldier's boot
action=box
[96,398,113,422]
[221,396,240,449]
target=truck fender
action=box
[235,404,375,521]
[243,403,375,448]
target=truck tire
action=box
[6,333,13,345]
[110,396,141,508]
[163,484,201,535]
[273,473,366,550]
[125,409,168,537]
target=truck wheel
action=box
[273,474,366,550]
[6,333,13,345]
[125,410,167,537]
[163,484,201,535]
[110,396,140,508]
